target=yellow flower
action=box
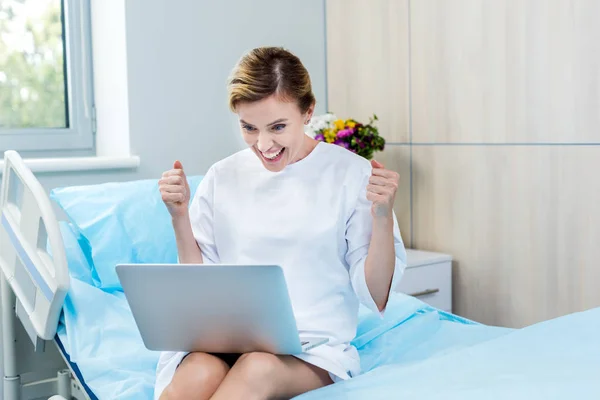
[334,119,345,131]
[346,120,356,129]
[324,129,336,143]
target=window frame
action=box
[0,0,95,153]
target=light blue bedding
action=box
[56,279,511,399]
[50,176,205,290]
[298,306,600,399]
[49,177,599,399]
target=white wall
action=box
[124,0,328,180]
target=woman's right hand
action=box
[159,160,191,219]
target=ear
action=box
[304,103,315,124]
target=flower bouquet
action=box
[305,113,385,160]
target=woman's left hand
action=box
[367,159,399,219]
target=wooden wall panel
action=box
[412,146,600,327]
[326,0,600,328]
[326,0,410,143]
[411,0,600,143]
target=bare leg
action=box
[159,352,230,400]
[210,352,333,400]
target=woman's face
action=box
[236,95,314,173]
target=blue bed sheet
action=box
[56,278,512,400]
[297,306,600,400]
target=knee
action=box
[235,352,280,383]
[162,353,228,400]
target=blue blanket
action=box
[298,307,600,400]
[57,272,600,400]
[56,273,512,399]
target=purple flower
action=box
[334,139,350,149]
[315,133,325,141]
[336,128,354,138]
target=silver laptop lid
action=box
[116,264,305,354]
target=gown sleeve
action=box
[345,171,407,316]
[188,165,220,264]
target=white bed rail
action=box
[0,150,71,399]
[0,150,70,341]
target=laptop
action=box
[115,264,328,355]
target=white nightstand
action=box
[395,249,453,312]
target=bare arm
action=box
[364,159,401,312]
[172,213,204,264]
[364,216,395,311]
[160,160,205,264]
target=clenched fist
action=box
[159,160,190,218]
[366,159,399,219]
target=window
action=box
[0,0,94,153]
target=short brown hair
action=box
[227,47,315,114]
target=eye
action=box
[272,124,286,132]
[242,124,256,132]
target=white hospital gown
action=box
[154,142,407,399]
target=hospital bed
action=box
[0,149,598,400]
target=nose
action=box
[256,132,274,153]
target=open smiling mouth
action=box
[260,148,285,163]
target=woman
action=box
[155,46,406,400]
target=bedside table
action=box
[395,249,453,312]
